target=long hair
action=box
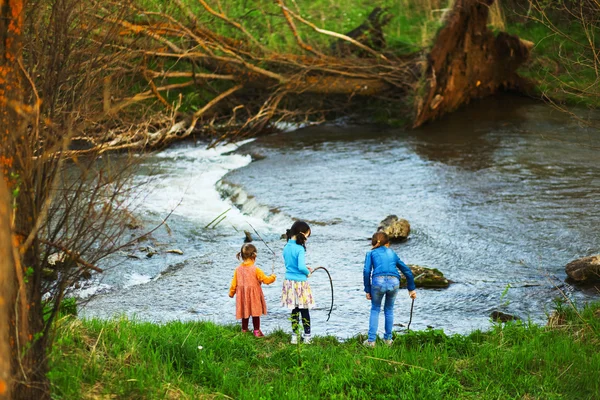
[285,220,311,250]
[236,243,257,261]
[371,231,389,249]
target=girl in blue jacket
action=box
[281,221,315,344]
[363,231,417,347]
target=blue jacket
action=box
[363,246,416,293]
[283,240,310,281]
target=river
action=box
[78,94,600,338]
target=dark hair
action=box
[371,231,389,249]
[286,220,311,250]
[236,243,258,261]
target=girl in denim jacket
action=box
[363,231,417,347]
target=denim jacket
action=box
[363,246,416,293]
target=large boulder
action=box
[378,215,410,241]
[400,265,450,288]
[565,255,600,284]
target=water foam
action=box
[134,139,278,233]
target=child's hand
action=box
[366,293,372,300]
[229,294,234,298]
[409,290,417,299]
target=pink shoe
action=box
[253,330,264,337]
[241,329,249,333]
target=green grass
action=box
[48,301,600,399]
[506,14,600,108]
[137,0,447,54]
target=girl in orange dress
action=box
[229,243,276,337]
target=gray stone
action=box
[400,265,450,288]
[378,215,410,241]
[565,255,600,284]
[490,311,520,323]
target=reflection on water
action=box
[81,94,600,338]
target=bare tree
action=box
[0,175,16,400]
[1,1,146,398]
[523,0,600,127]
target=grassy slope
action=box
[139,0,443,52]
[48,301,600,399]
[505,14,600,108]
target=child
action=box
[229,243,276,337]
[363,231,417,347]
[281,221,315,344]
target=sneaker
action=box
[363,339,375,348]
[383,339,394,346]
[290,334,298,344]
[302,333,312,344]
[253,330,264,337]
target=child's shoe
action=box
[302,333,312,344]
[241,329,249,333]
[363,339,375,348]
[383,339,394,346]
[253,330,264,337]
[290,334,298,344]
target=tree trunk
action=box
[0,176,14,400]
[1,1,50,398]
[413,0,533,127]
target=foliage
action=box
[504,0,600,109]
[48,301,600,399]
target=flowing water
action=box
[79,95,600,338]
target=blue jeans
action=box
[368,276,400,342]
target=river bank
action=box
[49,300,600,399]
[75,94,600,338]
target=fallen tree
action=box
[413,0,534,127]
[62,0,531,153]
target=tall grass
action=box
[48,301,600,399]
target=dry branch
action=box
[62,0,537,153]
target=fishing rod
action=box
[309,266,334,322]
[246,222,276,275]
[407,298,415,332]
[405,273,422,332]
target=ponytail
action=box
[237,243,258,261]
[286,221,311,251]
[371,231,389,249]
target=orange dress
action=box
[229,261,276,319]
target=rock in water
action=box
[400,265,450,288]
[565,255,600,284]
[490,311,520,323]
[378,215,410,241]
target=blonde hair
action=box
[236,243,257,261]
[371,231,389,249]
